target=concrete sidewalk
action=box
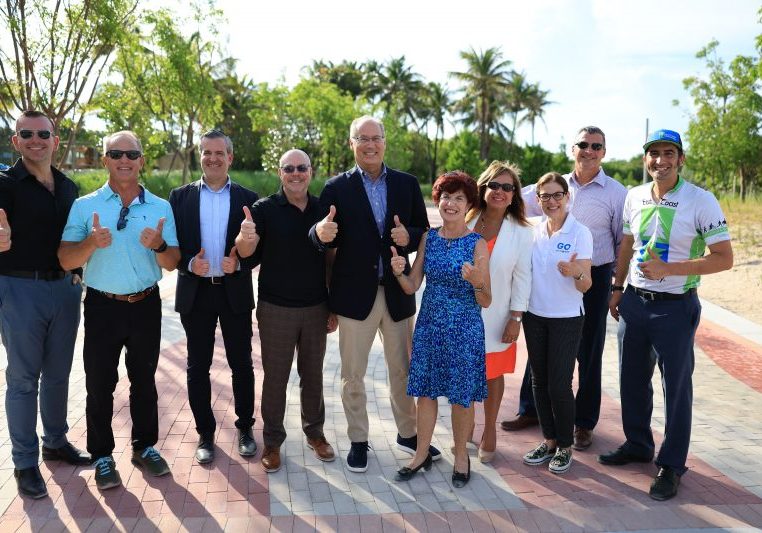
[1,224,762,530]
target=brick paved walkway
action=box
[1,209,762,531]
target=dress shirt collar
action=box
[568,167,607,188]
[356,164,388,183]
[200,176,231,193]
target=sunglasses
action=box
[17,129,53,140]
[105,150,142,160]
[537,191,567,202]
[575,141,604,151]
[280,164,310,173]
[117,206,130,231]
[486,182,516,193]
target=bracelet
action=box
[611,285,625,292]
[152,241,168,253]
[473,284,485,292]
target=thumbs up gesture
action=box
[390,215,409,247]
[557,252,579,278]
[462,253,487,287]
[240,206,257,241]
[638,247,670,280]
[316,205,338,243]
[90,212,112,249]
[192,248,210,276]
[222,246,239,274]
[0,208,11,252]
[390,246,406,277]
[140,217,165,250]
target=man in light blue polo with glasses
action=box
[58,130,180,490]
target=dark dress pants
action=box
[181,281,254,436]
[84,288,161,460]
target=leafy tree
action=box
[365,56,424,128]
[679,39,762,198]
[520,83,553,146]
[443,130,482,178]
[214,71,263,170]
[305,60,365,99]
[0,0,139,165]
[418,82,452,182]
[450,47,513,161]
[505,71,530,147]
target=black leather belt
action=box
[203,276,225,285]
[93,285,157,303]
[628,286,696,301]
[0,270,66,281]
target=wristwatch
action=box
[152,240,168,253]
[510,315,522,323]
[611,285,625,292]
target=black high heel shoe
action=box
[395,453,433,481]
[452,456,471,488]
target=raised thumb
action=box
[394,214,402,227]
[229,246,238,258]
[569,252,578,262]
[92,212,101,229]
[0,208,8,226]
[243,205,253,221]
[156,217,165,233]
[390,246,399,257]
[326,205,336,222]
[196,247,205,259]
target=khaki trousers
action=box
[338,287,417,442]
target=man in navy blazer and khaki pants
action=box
[310,116,439,472]
[169,129,259,464]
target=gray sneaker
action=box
[131,446,170,476]
[548,447,573,474]
[93,456,122,490]
[523,442,556,465]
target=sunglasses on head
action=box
[280,164,310,174]
[486,182,516,193]
[117,206,130,231]
[18,129,52,140]
[105,149,142,160]
[575,141,604,151]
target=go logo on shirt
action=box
[556,242,572,251]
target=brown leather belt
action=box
[94,285,157,303]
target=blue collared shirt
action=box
[62,182,178,294]
[198,178,231,277]
[358,164,387,277]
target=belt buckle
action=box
[644,290,656,301]
[211,276,223,285]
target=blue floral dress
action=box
[407,229,487,407]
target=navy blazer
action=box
[169,179,259,315]
[310,167,429,322]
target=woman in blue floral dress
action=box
[390,171,491,488]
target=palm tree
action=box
[520,83,553,145]
[505,71,531,147]
[450,47,513,160]
[366,56,424,127]
[419,82,452,181]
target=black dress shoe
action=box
[14,467,47,499]
[452,456,471,488]
[598,446,653,466]
[394,453,432,481]
[238,428,257,457]
[42,442,91,465]
[195,434,215,464]
[649,466,680,501]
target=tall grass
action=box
[719,194,762,254]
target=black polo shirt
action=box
[251,189,328,307]
[0,159,79,272]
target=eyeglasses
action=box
[486,182,516,193]
[575,141,604,151]
[116,206,130,231]
[280,164,311,173]
[17,129,52,140]
[440,193,468,204]
[105,150,142,160]
[537,191,567,202]
[352,135,385,145]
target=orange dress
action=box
[484,236,518,380]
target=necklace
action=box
[441,226,469,247]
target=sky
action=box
[208,0,759,160]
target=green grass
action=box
[719,194,762,253]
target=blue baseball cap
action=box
[643,129,683,152]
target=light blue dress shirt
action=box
[62,182,178,294]
[358,165,387,278]
[198,178,231,277]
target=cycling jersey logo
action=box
[556,242,572,251]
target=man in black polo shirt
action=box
[235,149,336,473]
[0,110,90,499]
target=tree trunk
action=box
[182,120,194,185]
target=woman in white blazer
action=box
[465,161,533,462]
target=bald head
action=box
[279,149,311,167]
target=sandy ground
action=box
[699,243,762,326]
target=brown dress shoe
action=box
[500,414,539,431]
[306,435,336,462]
[572,428,593,450]
[261,446,281,473]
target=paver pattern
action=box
[0,207,761,531]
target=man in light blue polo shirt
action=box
[58,130,180,490]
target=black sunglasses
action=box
[116,206,130,231]
[18,129,52,140]
[106,150,142,160]
[575,141,604,151]
[486,182,516,193]
[280,164,310,174]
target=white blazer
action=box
[468,214,533,353]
